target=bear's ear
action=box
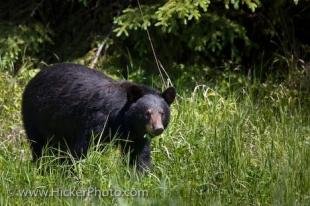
[122,82,144,103]
[162,87,176,105]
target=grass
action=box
[0,68,309,205]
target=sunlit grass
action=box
[0,70,309,205]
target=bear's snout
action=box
[146,111,164,136]
[153,127,164,136]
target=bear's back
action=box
[22,63,127,136]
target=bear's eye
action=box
[159,111,164,116]
[145,110,151,119]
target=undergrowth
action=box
[0,66,309,205]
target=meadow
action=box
[0,67,309,205]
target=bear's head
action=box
[122,83,176,138]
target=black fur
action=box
[22,63,176,171]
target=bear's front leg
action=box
[70,131,90,159]
[121,138,152,172]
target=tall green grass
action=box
[0,70,309,205]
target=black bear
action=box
[21,63,176,171]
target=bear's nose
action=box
[153,127,164,136]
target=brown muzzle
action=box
[146,111,164,136]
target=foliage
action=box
[0,23,50,74]
[114,0,258,34]
[113,0,254,67]
[0,0,308,77]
